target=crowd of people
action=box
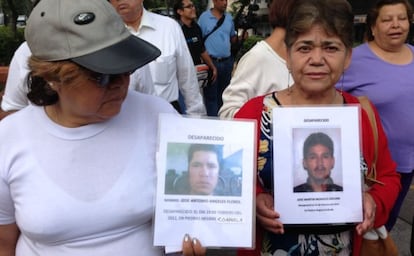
[0,0,412,255]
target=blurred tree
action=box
[0,0,33,35]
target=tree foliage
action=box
[1,0,34,35]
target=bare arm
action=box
[200,51,217,83]
[0,109,17,120]
[0,223,19,256]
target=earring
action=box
[287,70,292,95]
[48,82,57,90]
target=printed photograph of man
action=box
[165,143,243,196]
[294,132,343,193]
[187,144,221,195]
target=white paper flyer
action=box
[153,114,256,249]
[272,106,363,226]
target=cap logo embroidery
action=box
[74,12,95,25]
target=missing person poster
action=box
[272,106,363,226]
[153,113,256,249]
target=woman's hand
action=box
[182,234,207,256]
[356,192,376,235]
[256,193,284,234]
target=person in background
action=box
[0,0,155,120]
[0,0,205,255]
[198,0,237,116]
[0,41,31,120]
[219,0,296,118]
[0,0,39,120]
[294,132,343,193]
[234,0,400,254]
[173,0,217,83]
[109,0,206,115]
[173,0,217,112]
[0,41,154,120]
[187,144,222,195]
[338,0,414,231]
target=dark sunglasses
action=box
[183,3,195,8]
[88,72,131,87]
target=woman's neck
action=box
[368,40,412,65]
[45,105,94,128]
[280,86,341,106]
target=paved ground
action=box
[206,183,414,256]
[390,182,414,256]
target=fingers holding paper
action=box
[356,192,376,235]
[182,234,207,256]
[256,193,284,234]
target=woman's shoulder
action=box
[341,91,361,104]
[235,95,265,117]
[0,105,39,140]
[243,41,284,62]
[235,93,273,119]
[125,91,176,113]
[351,43,373,59]
[235,42,286,77]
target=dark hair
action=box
[187,144,223,168]
[27,56,85,106]
[268,0,298,29]
[173,0,185,20]
[365,0,413,41]
[285,0,354,49]
[27,75,58,106]
[303,132,334,158]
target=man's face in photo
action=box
[188,150,219,195]
[303,144,335,183]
